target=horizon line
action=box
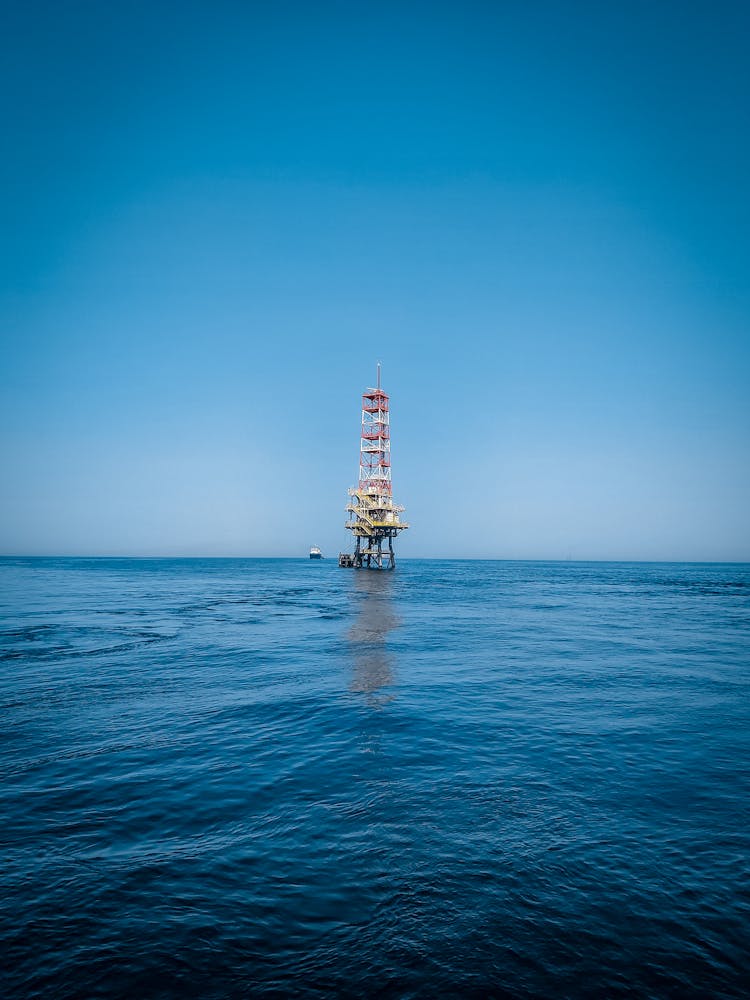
[2,555,749,565]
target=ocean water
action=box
[1,557,749,999]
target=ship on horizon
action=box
[309,546,323,559]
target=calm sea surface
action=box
[1,558,749,998]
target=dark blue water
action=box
[1,558,749,998]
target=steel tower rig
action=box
[339,365,408,569]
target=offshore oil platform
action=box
[339,365,408,570]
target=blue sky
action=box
[1,1,748,559]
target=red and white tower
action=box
[341,364,408,569]
[359,364,391,497]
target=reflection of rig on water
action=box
[347,569,399,705]
[339,365,408,570]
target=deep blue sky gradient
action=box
[1,1,748,558]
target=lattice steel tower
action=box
[340,364,408,569]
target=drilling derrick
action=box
[340,365,408,569]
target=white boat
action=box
[309,546,323,559]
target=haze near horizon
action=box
[1,2,748,560]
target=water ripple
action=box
[1,557,749,998]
